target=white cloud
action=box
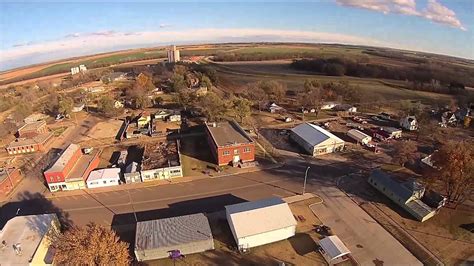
[335,0,465,30]
[159,23,172,28]
[0,28,387,70]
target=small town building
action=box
[72,103,85,113]
[6,133,53,155]
[0,214,60,265]
[17,121,48,138]
[400,116,418,131]
[137,113,151,127]
[44,144,100,192]
[267,102,285,113]
[205,121,255,166]
[124,162,142,184]
[155,110,170,120]
[86,168,121,188]
[140,140,183,181]
[368,170,446,222]
[321,102,338,110]
[290,123,345,156]
[0,168,22,197]
[381,127,402,139]
[225,197,296,250]
[167,112,181,122]
[334,104,357,113]
[318,235,354,266]
[135,213,214,261]
[347,129,372,144]
[102,72,127,83]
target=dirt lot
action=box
[145,198,327,266]
[83,119,123,140]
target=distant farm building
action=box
[225,197,296,251]
[290,123,345,156]
[205,121,255,166]
[347,129,372,144]
[400,116,418,131]
[134,213,214,261]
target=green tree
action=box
[232,97,253,122]
[245,83,267,111]
[258,80,286,102]
[199,92,226,122]
[170,73,187,92]
[58,96,74,116]
[52,223,130,265]
[175,89,196,110]
[98,96,116,117]
[200,75,212,89]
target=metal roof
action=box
[0,214,57,265]
[206,121,253,147]
[347,129,371,141]
[369,170,415,203]
[17,121,46,132]
[319,235,351,260]
[225,197,296,238]
[135,213,213,251]
[46,143,80,173]
[291,123,344,147]
[87,168,121,182]
[406,199,433,219]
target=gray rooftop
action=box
[7,133,53,149]
[135,213,213,251]
[206,121,253,147]
[291,123,344,147]
[45,143,80,173]
[369,170,414,202]
[17,121,46,132]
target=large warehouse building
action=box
[225,197,296,251]
[134,213,214,261]
[290,123,345,156]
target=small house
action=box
[334,104,357,113]
[155,110,170,121]
[86,168,121,189]
[137,113,151,128]
[347,129,372,144]
[318,236,354,266]
[321,102,337,110]
[381,127,402,139]
[167,112,181,122]
[400,116,418,131]
[268,102,285,113]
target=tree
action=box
[200,75,212,89]
[245,83,268,111]
[232,97,252,122]
[199,92,226,122]
[258,80,286,102]
[175,89,196,110]
[98,96,116,117]
[392,140,418,166]
[170,73,187,92]
[52,223,130,265]
[428,141,473,207]
[58,96,74,116]
[134,73,155,92]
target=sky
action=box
[0,0,473,70]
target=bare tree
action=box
[245,82,267,111]
[428,141,473,207]
[392,140,418,166]
[52,223,130,265]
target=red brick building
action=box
[0,168,22,197]
[6,133,53,155]
[17,121,48,138]
[206,121,255,166]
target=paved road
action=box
[0,159,420,265]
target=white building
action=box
[79,64,87,72]
[321,102,338,110]
[167,45,180,63]
[347,129,372,144]
[290,123,345,156]
[225,197,296,251]
[318,235,353,265]
[167,112,181,122]
[400,116,418,131]
[71,66,80,75]
[86,168,121,188]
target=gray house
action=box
[368,170,446,222]
[134,213,214,261]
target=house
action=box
[321,102,338,110]
[368,170,446,222]
[440,111,457,127]
[154,110,170,120]
[290,123,345,156]
[267,102,285,113]
[400,116,418,131]
[102,72,127,83]
[16,121,48,138]
[6,133,53,155]
[225,197,296,251]
[124,162,141,184]
[140,140,183,181]
[381,127,402,139]
[379,112,392,120]
[334,104,357,113]
[44,144,100,192]
[0,168,22,197]
[205,121,255,166]
[114,100,124,109]
[137,113,151,128]
[167,112,181,122]
[134,213,214,261]
[318,235,355,266]
[86,168,121,189]
[0,214,60,265]
[72,103,85,113]
[347,129,372,145]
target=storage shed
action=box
[318,236,352,265]
[134,213,214,261]
[290,123,345,156]
[347,129,372,144]
[225,197,296,251]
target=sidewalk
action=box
[44,163,283,199]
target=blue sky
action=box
[0,0,473,70]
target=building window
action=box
[234,149,239,155]
[103,180,107,184]
[243,147,251,153]
[223,150,230,156]
[170,169,181,173]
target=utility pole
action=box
[302,166,310,195]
